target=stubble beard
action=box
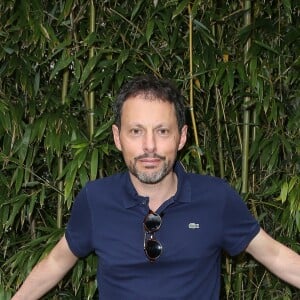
[129,154,173,184]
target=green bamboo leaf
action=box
[155,20,170,43]
[288,176,297,193]
[280,181,289,203]
[99,143,112,155]
[40,184,45,207]
[268,147,279,171]
[0,286,12,300]
[34,70,40,97]
[5,194,28,228]
[226,64,234,94]
[3,47,14,54]
[296,212,300,232]
[236,62,247,82]
[0,110,11,131]
[281,136,292,154]
[80,55,99,84]
[193,20,215,44]
[44,24,59,44]
[50,55,73,80]
[60,0,74,20]
[256,77,264,101]
[131,0,143,20]
[64,164,77,203]
[0,172,9,188]
[26,235,52,248]
[46,39,72,62]
[215,64,226,85]
[31,116,47,142]
[78,166,89,187]
[84,32,98,47]
[249,57,258,88]
[172,0,189,19]
[263,90,270,114]
[71,142,89,149]
[0,62,8,76]
[283,27,299,45]
[74,58,82,81]
[222,80,229,97]
[94,119,114,138]
[253,40,279,55]
[191,0,202,17]
[146,19,155,43]
[39,24,51,40]
[100,76,111,95]
[0,205,9,236]
[90,71,107,91]
[117,50,130,69]
[17,126,31,163]
[193,20,210,33]
[282,0,292,21]
[45,130,59,154]
[14,167,24,193]
[75,147,89,169]
[208,70,217,89]
[72,259,84,289]
[90,148,98,180]
[270,101,278,121]
[28,193,37,218]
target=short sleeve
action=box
[65,185,94,257]
[221,182,260,256]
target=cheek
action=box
[119,139,140,156]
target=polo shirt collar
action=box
[122,161,191,209]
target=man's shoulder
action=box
[85,171,126,190]
[184,172,239,203]
[186,171,227,188]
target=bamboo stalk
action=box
[57,69,69,228]
[88,0,95,141]
[188,4,202,173]
[211,7,230,297]
[241,0,252,194]
[210,5,225,179]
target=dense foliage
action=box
[0,0,299,299]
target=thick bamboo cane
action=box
[88,0,95,141]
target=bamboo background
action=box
[0,1,299,299]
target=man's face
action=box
[112,95,187,184]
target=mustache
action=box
[135,153,166,161]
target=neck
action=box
[130,171,178,212]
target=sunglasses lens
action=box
[143,211,163,262]
[145,239,162,260]
[144,212,161,233]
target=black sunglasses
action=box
[143,210,163,262]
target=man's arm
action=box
[12,234,78,300]
[246,228,300,288]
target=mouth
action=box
[135,154,165,168]
[139,158,161,168]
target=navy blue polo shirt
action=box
[66,161,260,299]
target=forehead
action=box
[121,95,177,124]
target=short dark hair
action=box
[113,74,186,130]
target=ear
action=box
[112,124,122,151]
[178,125,188,151]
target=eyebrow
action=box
[128,123,169,129]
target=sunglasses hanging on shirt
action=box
[143,210,163,262]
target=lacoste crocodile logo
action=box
[188,222,200,229]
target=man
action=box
[12,75,300,299]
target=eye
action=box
[130,128,143,136]
[157,128,169,136]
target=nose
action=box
[142,131,156,153]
